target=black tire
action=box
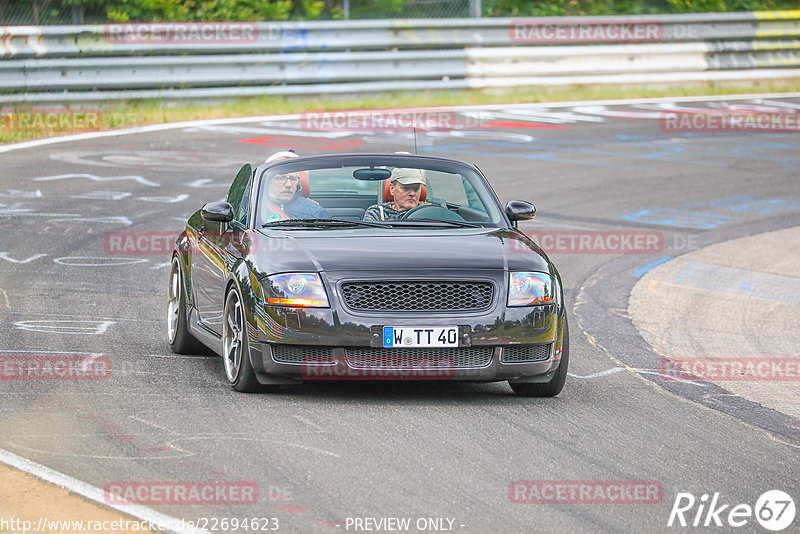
[509,317,570,397]
[222,286,262,393]
[167,257,204,354]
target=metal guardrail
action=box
[1,11,799,103]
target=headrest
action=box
[383,175,427,202]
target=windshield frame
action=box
[251,153,509,230]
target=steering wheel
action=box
[398,204,466,222]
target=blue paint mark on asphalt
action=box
[633,256,675,277]
[424,148,616,167]
[625,196,800,229]
[483,140,687,159]
[421,127,799,169]
[686,196,800,214]
[670,261,800,304]
[620,209,735,229]
[728,142,796,152]
[478,140,727,167]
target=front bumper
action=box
[249,343,561,384]
[247,269,564,384]
[247,307,564,385]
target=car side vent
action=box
[501,344,551,363]
[271,345,335,364]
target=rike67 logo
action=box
[668,490,795,531]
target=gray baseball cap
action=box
[390,167,424,185]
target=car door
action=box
[192,164,253,335]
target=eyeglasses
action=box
[273,174,300,184]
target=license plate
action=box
[383,326,459,348]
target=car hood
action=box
[251,228,550,276]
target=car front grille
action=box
[271,345,335,364]
[345,347,493,369]
[501,344,551,363]
[340,281,494,311]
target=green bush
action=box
[7,0,800,24]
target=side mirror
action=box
[505,200,536,221]
[201,201,234,223]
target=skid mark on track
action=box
[1,441,194,460]
[128,415,181,434]
[568,366,708,386]
[32,173,159,187]
[53,256,149,267]
[71,191,132,200]
[0,188,42,198]
[292,415,325,433]
[568,367,625,379]
[169,436,340,458]
[12,320,116,335]
[0,253,48,264]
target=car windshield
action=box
[256,156,504,228]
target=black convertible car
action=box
[167,153,568,396]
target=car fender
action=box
[173,229,194,308]
[226,259,262,363]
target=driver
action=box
[264,151,329,222]
[363,167,427,222]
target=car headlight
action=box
[508,272,555,307]
[265,273,329,307]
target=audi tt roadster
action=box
[167,153,568,396]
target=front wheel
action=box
[222,286,262,392]
[167,257,203,354]
[509,317,569,397]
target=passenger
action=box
[263,151,329,222]
[363,167,426,222]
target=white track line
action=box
[568,367,626,379]
[1,92,799,155]
[0,449,211,534]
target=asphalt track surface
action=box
[1,95,799,534]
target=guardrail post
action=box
[470,0,482,18]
